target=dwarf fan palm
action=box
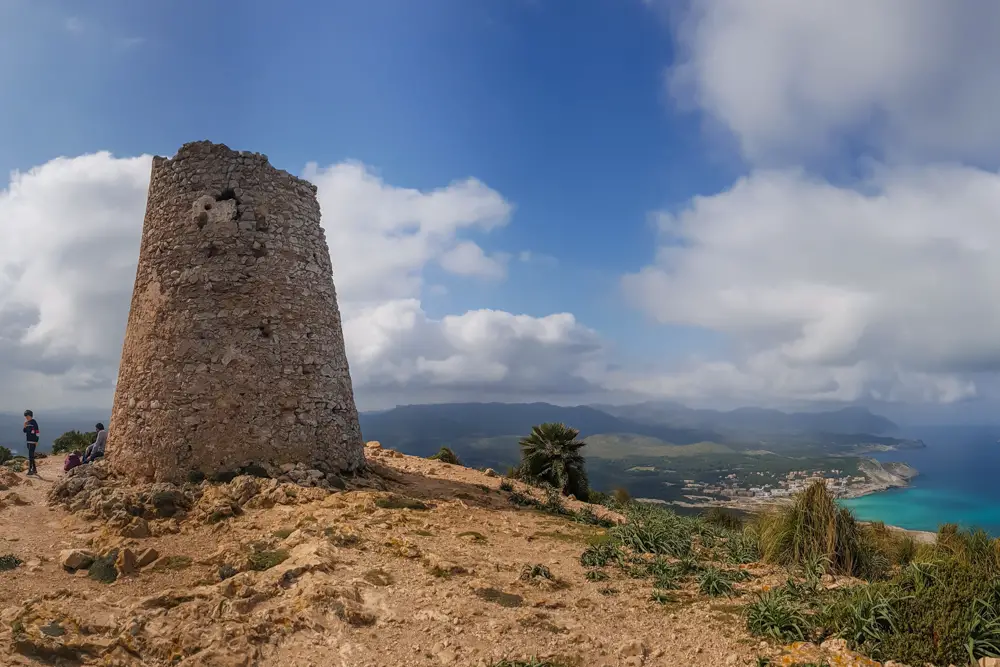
[518,422,589,498]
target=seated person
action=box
[82,423,107,464]
[64,450,82,472]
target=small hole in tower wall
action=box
[216,188,237,202]
[259,324,273,338]
[206,243,221,258]
[253,243,268,258]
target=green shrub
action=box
[744,588,809,642]
[0,554,23,570]
[375,495,429,511]
[88,551,119,584]
[812,558,1000,666]
[0,446,11,465]
[580,542,623,568]
[936,524,1000,573]
[499,479,515,493]
[698,567,736,597]
[757,480,883,578]
[702,507,743,532]
[611,503,693,558]
[427,446,462,465]
[650,589,677,604]
[248,549,289,571]
[518,422,590,499]
[726,531,762,565]
[893,535,917,566]
[52,430,95,455]
[587,490,611,505]
[520,564,553,582]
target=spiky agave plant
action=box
[517,422,589,498]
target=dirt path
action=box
[0,452,886,667]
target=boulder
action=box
[115,549,138,576]
[136,548,160,568]
[120,517,150,539]
[60,549,96,571]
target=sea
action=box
[841,425,1000,535]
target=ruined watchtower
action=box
[108,140,365,483]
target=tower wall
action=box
[108,140,365,483]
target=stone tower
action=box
[108,141,365,483]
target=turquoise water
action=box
[841,425,1000,535]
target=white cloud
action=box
[304,161,512,307]
[0,151,598,410]
[0,153,151,406]
[667,0,1000,164]
[438,241,509,280]
[343,300,605,402]
[621,165,1000,404]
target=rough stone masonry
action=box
[107,140,365,483]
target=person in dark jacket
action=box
[64,450,82,472]
[22,409,39,475]
[83,423,107,464]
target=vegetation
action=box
[0,554,23,571]
[0,446,11,465]
[248,548,289,571]
[517,422,590,499]
[725,479,1000,665]
[52,430,95,455]
[88,551,119,584]
[428,446,462,465]
[756,480,886,579]
[375,495,429,511]
[701,507,743,531]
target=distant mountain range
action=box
[357,401,911,468]
[589,401,898,437]
[0,401,905,462]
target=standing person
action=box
[22,409,39,476]
[82,423,107,464]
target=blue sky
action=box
[3,0,1000,416]
[0,0,734,366]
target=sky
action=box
[3,0,1000,421]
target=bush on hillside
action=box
[427,446,462,466]
[756,479,887,579]
[818,558,1000,666]
[52,430,95,455]
[701,506,743,532]
[0,446,11,465]
[517,422,589,499]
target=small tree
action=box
[52,430,95,455]
[0,446,11,465]
[518,422,589,498]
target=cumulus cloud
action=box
[667,0,1000,164]
[0,153,151,406]
[343,299,605,400]
[0,150,600,410]
[438,241,509,280]
[304,161,512,306]
[621,165,1000,404]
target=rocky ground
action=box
[0,444,911,666]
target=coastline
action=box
[660,461,935,543]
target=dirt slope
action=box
[0,445,885,666]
